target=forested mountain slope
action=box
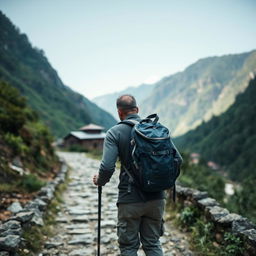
[0,81,58,195]
[93,83,155,120]
[140,50,256,136]
[175,76,256,181]
[0,11,116,138]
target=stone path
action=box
[40,152,193,256]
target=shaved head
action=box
[116,94,137,110]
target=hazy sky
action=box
[0,0,255,99]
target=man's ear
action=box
[118,109,123,120]
[136,107,139,113]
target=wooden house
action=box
[63,124,106,151]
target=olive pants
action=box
[117,199,165,256]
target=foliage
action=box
[20,174,46,192]
[220,232,244,256]
[179,206,197,226]
[226,177,256,223]
[175,77,256,182]
[0,10,116,138]
[0,81,58,193]
[3,133,28,155]
[169,202,245,256]
[191,219,216,254]
[175,78,256,222]
[0,81,26,134]
[179,152,226,202]
[140,49,256,136]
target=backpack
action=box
[120,114,180,195]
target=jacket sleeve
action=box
[97,129,118,186]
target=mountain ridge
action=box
[0,11,116,138]
[140,50,256,136]
[175,76,256,181]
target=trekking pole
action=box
[97,186,102,256]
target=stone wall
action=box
[0,162,68,255]
[175,185,256,255]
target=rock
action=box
[26,198,47,212]
[56,217,68,223]
[71,216,89,223]
[1,221,21,231]
[197,197,219,208]
[207,206,229,222]
[101,220,116,228]
[0,252,9,256]
[0,235,20,250]
[176,186,195,197]
[14,211,34,223]
[232,218,256,234]
[160,237,167,244]
[31,210,44,226]
[8,163,24,176]
[38,186,54,200]
[44,241,64,249]
[0,228,22,237]
[191,190,208,200]
[101,236,111,244]
[218,213,243,227]
[67,229,88,235]
[69,248,95,255]
[241,229,256,255]
[68,234,93,245]
[7,202,23,214]
[68,208,90,216]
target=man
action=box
[93,94,182,256]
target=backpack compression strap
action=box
[118,119,140,193]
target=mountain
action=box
[140,50,256,136]
[175,76,256,181]
[93,83,155,120]
[0,11,116,138]
[0,81,58,194]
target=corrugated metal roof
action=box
[69,131,106,140]
[79,123,104,131]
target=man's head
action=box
[116,94,139,121]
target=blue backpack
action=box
[120,114,180,195]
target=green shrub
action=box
[179,207,197,226]
[221,232,244,256]
[178,153,225,202]
[191,219,214,250]
[21,174,45,192]
[3,133,28,155]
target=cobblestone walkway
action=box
[41,152,193,256]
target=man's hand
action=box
[93,174,99,186]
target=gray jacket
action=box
[98,113,182,204]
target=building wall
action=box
[80,139,104,151]
[64,136,104,151]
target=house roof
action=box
[79,123,104,131]
[67,131,106,140]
